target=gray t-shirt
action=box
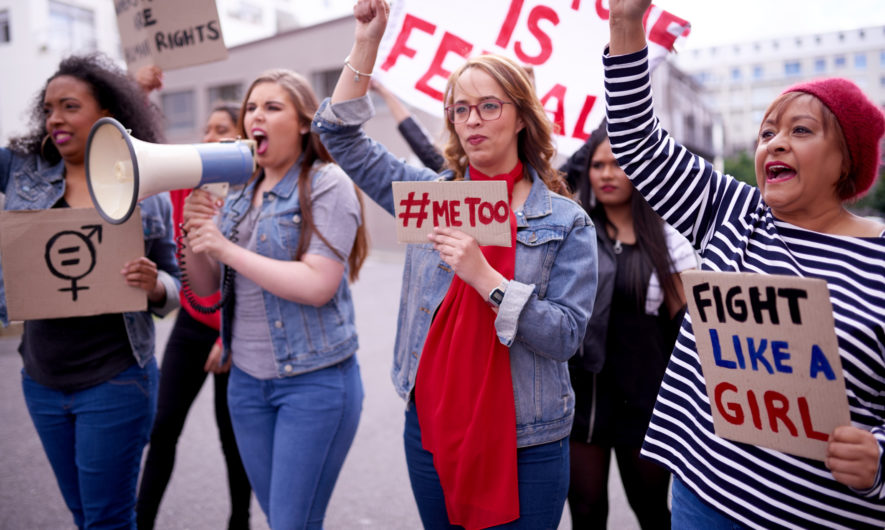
[231,165,361,379]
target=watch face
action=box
[490,288,505,305]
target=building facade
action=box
[674,25,885,157]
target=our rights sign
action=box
[373,0,690,154]
[682,271,851,461]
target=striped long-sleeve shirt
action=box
[604,46,885,529]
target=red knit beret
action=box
[782,78,885,198]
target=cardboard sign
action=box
[0,208,147,320]
[682,270,851,461]
[374,1,690,154]
[115,0,228,72]
[391,181,511,246]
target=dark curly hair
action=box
[8,53,164,165]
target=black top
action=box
[18,198,135,392]
[570,242,679,446]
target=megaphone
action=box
[86,117,256,224]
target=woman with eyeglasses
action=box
[313,1,596,528]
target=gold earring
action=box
[40,133,53,160]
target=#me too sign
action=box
[682,271,851,461]
[373,0,690,154]
[392,181,511,246]
[114,0,228,72]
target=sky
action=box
[298,0,885,50]
[648,0,885,50]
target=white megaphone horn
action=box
[86,117,256,224]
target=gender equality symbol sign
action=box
[0,208,147,320]
[392,181,511,246]
[681,270,851,461]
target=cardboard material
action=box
[115,0,228,72]
[0,208,147,320]
[681,270,851,461]
[391,181,511,246]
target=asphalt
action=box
[0,251,641,529]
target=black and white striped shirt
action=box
[604,46,885,529]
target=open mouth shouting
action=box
[252,128,268,155]
[765,162,796,183]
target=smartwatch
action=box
[488,280,509,307]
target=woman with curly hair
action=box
[0,53,179,528]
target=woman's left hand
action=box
[826,425,881,490]
[122,256,164,303]
[186,219,233,262]
[429,226,495,289]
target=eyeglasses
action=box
[445,98,513,123]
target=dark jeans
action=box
[136,310,251,530]
[403,403,569,530]
[23,359,157,530]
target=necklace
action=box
[613,239,623,255]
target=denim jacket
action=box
[217,160,359,377]
[313,96,597,447]
[0,148,180,367]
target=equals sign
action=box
[59,246,81,266]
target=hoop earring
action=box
[40,133,52,160]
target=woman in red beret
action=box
[604,0,885,528]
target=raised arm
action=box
[607,0,651,55]
[331,0,390,105]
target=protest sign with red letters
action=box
[373,0,690,155]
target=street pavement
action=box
[0,251,641,529]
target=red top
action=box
[170,189,221,331]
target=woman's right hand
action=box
[354,0,389,45]
[607,0,651,55]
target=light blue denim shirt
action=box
[0,147,180,367]
[217,159,360,377]
[313,96,598,447]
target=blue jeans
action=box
[228,355,363,529]
[22,359,158,530]
[671,477,750,530]
[404,403,569,529]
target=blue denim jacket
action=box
[313,96,597,447]
[217,160,359,377]
[0,148,180,367]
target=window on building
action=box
[312,68,340,100]
[880,75,885,89]
[795,37,802,46]
[0,10,10,43]
[784,61,801,76]
[731,68,741,81]
[814,35,821,45]
[881,50,885,66]
[162,90,196,131]
[855,53,867,70]
[48,1,95,52]
[752,65,764,80]
[814,58,826,73]
[838,33,845,41]
[207,83,244,111]
[834,55,846,68]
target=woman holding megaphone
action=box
[0,54,179,528]
[180,70,368,529]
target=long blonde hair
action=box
[441,55,566,195]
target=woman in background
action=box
[136,101,252,530]
[567,121,695,529]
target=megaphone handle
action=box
[201,182,229,199]
[176,224,236,314]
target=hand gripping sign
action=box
[0,208,147,320]
[392,181,511,246]
[681,270,851,461]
